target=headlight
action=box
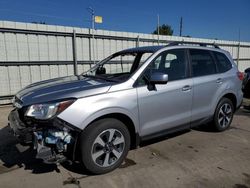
[25,99,75,120]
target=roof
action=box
[116,45,165,54]
[115,41,222,55]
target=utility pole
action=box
[157,14,160,44]
[87,7,95,64]
[179,17,183,37]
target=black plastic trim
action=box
[140,123,190,142]
[189,116,213,128]
[139,116,214,144]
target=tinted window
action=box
[148,49,187,81]
[190,49,217,77]
[214,52,232,73]
[136,49,187,86]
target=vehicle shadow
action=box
[61,155,137,175]
[61,161,89,175]
[191,123,217,133]
[0,124,135,176]
[192,107,250,133]
[235,108,250,118]
[140,129,190,147]
[0,125,60,174]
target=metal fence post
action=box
[72,29,78,75]
[136,35,140,47]
[88,28,92,64]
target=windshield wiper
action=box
[82,74,118,82]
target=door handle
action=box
[216,78,223,84]
[182,85,192,91]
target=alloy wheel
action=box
[218,103,233,128]
[91,128,125,167]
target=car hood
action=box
[15,75,112,106]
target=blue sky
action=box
[0,0,249,41]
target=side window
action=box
[190,49,217,77]
[146,49,187,82]
[214,52,232,73]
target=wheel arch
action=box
[81,109,140,149]
[221,93,237,111]
[91,113,139,149]
[213,91,238,114]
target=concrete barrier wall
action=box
[0,20,250,104]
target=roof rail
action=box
[167,41,220,49]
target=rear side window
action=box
[190,49,217,77]
[214,52,232,73]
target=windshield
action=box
[82,52,153,82]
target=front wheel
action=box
[80,118,130,174]
[213,98,234,131]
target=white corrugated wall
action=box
[0,20,250,104]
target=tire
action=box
[213,97,234,132]
[80,118,130,174]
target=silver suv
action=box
[9,42,243,174]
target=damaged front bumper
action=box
[8,109,80,163]
[33,129,74,163]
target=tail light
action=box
[237,71,244,81]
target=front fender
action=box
[58,88,139,133]
[81,107,139,132]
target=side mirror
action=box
[149,72,168,85]
[96,67,106,75]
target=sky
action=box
[0,0,249,42]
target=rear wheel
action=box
[213,98,234,131]
[80,118,130,174]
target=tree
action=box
[31,21,46,25]
[152,24,173,36]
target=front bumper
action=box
[8,109,79,163]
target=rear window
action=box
[214,52,232,73]
[190,49,217,77]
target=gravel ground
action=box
[0,106,249,188]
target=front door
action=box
[136,49,193,137]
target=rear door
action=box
[136,49,193,137]
[189,49,221,121]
